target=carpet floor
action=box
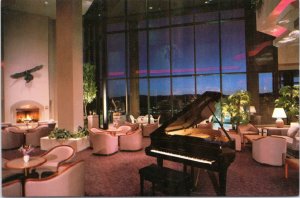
[2,137,299,197]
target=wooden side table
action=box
[285,158,299,179]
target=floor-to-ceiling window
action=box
[84,0,252,124]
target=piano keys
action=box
[145,91,235,196]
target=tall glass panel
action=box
[138,31,147,77]
[222,74,247,95]
[139,78,148,115]
[172,76,195,113]
[172,26,194,75]
[196,23,220,74]
[149,29,170,76]
[107,33,126,79]
[197,75,220,95]
[221,20,246,73]
[107,79,126,122]
[150,77,171,122]
[259,73,273,94]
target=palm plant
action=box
[221,90,251,129]
[275,85,299,124]
[83,63,97,117]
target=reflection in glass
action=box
[107,79,126,122]
[173,76,195,112]
[196,23,220,74]
[222,74,246,95]
[221,20,246,73]
[259,73,273,94]
[107,33,125,79]
[172,26,194,75]
[149,29,170,76]
[150,78,171,120]
[197,75,220,94]
[138,31,147,77]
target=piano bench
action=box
[139,164,192,196]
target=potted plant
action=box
[275,85,299,124]
[83,63,97,118]
[221,90,251,130]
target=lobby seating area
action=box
[1,137,299,196]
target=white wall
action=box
[3,11,51,123]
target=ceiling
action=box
[256,0,299,47]
[1,0,94,19]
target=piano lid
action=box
[151,91,233,142]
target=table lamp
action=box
[272,108,287,128]
[249,106,256,115]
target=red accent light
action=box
[248,41,273,57]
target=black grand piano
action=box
[145,91,236,196]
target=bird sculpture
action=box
[10,65,43,83]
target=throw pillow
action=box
[287,126,300,138]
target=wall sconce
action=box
[272,108,287,128]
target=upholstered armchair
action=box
[141,122,159,137]
[119,129,143,151]
[2,158,23,183]
[2,126,25,149]
[26,125,51,147]
[25,160,85,196]
[90,128,119,155]
[252,136,287,166]
[268,123,299,153]
[237,123,259,143]
[2,179,23,197]
[32,145,75,178]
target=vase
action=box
[23,155,30,163]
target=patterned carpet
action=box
[2,138,299,196]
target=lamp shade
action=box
[249,106,256,114]
[272,108,287,118]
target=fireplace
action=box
[11,101,44,124]
[16,108,39,123]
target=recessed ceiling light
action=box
[44,1,48,5]
[149,6,153,10]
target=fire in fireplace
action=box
[16,108,39,123]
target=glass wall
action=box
[85,0,250,124]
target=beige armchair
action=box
[141,123,158,137]
[119,129,143,151]
[237,123,259,143]
[33,145,75,178]
[25,160,85,196]
[90,128,119,155]
[268,123,299,153]
[26,125,51,147]
[252,136,287,166]
[2,179,23,197]
[2,126,25,149]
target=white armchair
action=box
[25,160,85,196]
[119,129,143,151]
[252,136,287,166]
[90,128,119,155]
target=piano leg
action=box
[157,158,163,167]
[218,168,228,196]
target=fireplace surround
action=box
[10,100,45,124]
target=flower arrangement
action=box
[19,144,34,156]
